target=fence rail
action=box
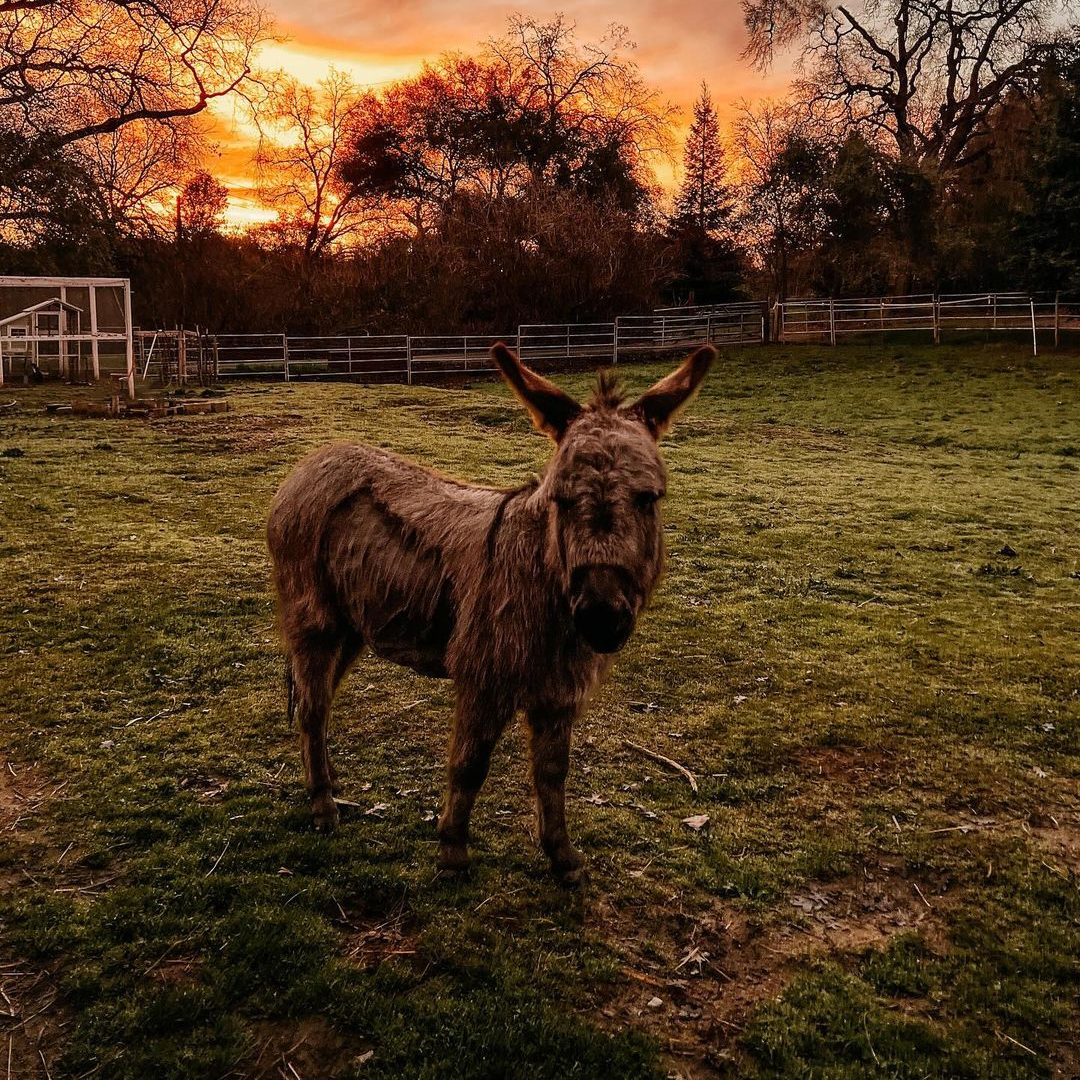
[210,302,769,383]
[205,294,1076,384]
[776,292,1080,348]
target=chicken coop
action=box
[0,276,136,396]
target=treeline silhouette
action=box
[1,6,1078,334]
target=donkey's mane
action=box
[591,370,625,410]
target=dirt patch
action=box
[165,412,307,454]
[0,757,66,887]
[247,1015,375,1078]
[790,745,894,788]
[0,755,70,1078]
[596,860,954,1077]
[338,899,418,971]
[746,421,852,453]
[0,957,67,1079]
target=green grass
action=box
[0,340,1077,1078]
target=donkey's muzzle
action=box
[570,566,636,654]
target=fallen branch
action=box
[623,740,698,794]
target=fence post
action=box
[612,318,619,364]
[406,336,413,385]
[566,325,571,358]
[347,337,353,375]
[1031,298,1038,357]
[282,333,290,383]
[1055,292,1060,348]
[829,298,836,346]
[933,296,941,345]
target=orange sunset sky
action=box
[210,2,794,224]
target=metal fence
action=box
[206,293,1076,383]
[776,292,1080,350]
[212,301,768,383]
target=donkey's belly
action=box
[366,592,453,679]
[324,489,456,679]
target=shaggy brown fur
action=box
[267,343,715,882]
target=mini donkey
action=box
[267,342,715,882]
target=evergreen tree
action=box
[673,84,732,234]
[1014,57,1080,293]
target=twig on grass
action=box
[143,936,196,977]
[996,1030,1038,1056]
[622,967,666,988]
[623,740,698,793]
[864,1014,879,1065]
[912,882,933,909]
[925,817,1022,836]
[204,841,230,877]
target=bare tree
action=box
[255,70,379,257]
[0,0,271,148]
[76,120,201,232]
[341,21,676,237]
[342,59,503,235]
[741,0,1073,170]
[731,98,832,298]
[485,15,677,187]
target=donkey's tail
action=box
[285,658,296,728]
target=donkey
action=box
[267,342,715,882]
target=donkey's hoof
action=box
[557,865,586,887]
[311,793,339,833]
[550,847,586,886]
[435,864,470,882]
[436,844,470,876]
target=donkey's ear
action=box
[625,345,716,439]
[491,342,582,442]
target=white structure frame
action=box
[0,276,135,396]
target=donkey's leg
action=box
[525,707,585,884]
[326,634,364,795]
[290,635,342,832]
[437,693,510,874]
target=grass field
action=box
[0,340,1077,1078]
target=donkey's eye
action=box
[634,491,662,511]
